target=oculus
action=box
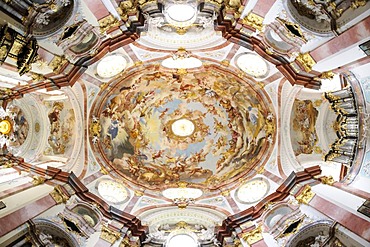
[235,177,269,204]
[97,179,129,204]
[165,3,197,27]
[235,53,269,79]
[96,55,127,78]
[171,118,195,137]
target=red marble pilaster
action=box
[226,43,240,61]
[0,182,34,200]
[253,0,276,17]
[263,169,283,184]
[82,171,103,185]
[252,239,269,247]
[83,0,110,20]
[311,15,370,62]
[334,55,370,74]
[124,194,140,213]
[309,195,370,241]
[224,194,240,213]
[0,195,56,237]
[263,72,283,85]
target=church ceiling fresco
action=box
[91,65,276,190]
[6,105,29,148]
[290,99,318,156]
[45,101,75,156]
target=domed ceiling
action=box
[91,65,276,190]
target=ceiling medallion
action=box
[164,111,208,143]
[0,119,11,135]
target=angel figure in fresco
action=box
[107,115,119,140]
[246,105,258,125]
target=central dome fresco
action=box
[91,65,275,190]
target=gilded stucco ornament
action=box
[242,226,263,245]
[98,15,120,33]
[32,176,46,185]
[319,71,335,80]
[321,176,335,185]
[90,116,102,144]
[295,185,315,204]
[50,185,69,204]
[295,53,316,72]
[49,55,68,73]
[30,72,46,82]
[100,225,121,244]
[242,12,264,31]
[351,0,367,9]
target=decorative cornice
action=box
[215,166,321,243]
